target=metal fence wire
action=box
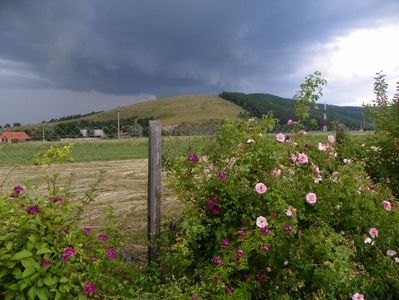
[0,121,220,265]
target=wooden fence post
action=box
[148,121,161,265]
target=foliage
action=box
[163,116,399,299]
[0,145,142,299]
[293,71,327,124]
[364,72,399,198]
[219,91,371,130]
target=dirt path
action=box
[0,160,179,263]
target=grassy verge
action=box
[0,131,371,166]
[0,138,148,166]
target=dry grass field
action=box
[0,159,179,263]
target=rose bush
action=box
[0,145,141,299]
[162,116,399,299]
[363,72,399,199]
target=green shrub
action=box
[0,145,141,299]
[364,72,399,198]
[163,116,399,299]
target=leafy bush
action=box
[364,72,399,198]
[0,145,141,299]
[163,116,399,299]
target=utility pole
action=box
[42,125,45,142]
[323,100,328,132]
[117,106,120,139]
[361,107,365,131]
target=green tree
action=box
[293,70,327,125]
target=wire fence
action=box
[0,121,220,166]
[0,121,220,264]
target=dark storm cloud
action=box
[1,0,398,97]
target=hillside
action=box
[219,92,371,129]
[2,93,372,140]
[75,95,245,125]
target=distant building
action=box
[0,131,31,144]
[80,129,105,138]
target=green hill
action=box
[219,92,371,130]
[3,93,372,140]
[78,95,245,125]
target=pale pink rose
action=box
[352,292,364,300]
[272,168,282,177]
[387,249,397,256]
[255,182,267,194]
[297,153,309,164]
[364,237,372,244]
[276,133,286,143]
[256,216,268,228]
[285,209,293,217]
[395,257,399,263]
[287,119,293,125]
[247,138,255,144]
[383,200,392,211]
[318,143,327,151]
[343,158,352,164]
[288,154,297,164]
[305,192,317,205]
[369,227,378,239]
[327,135,335,143]
[297,130,307,136]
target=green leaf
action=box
[43,275,57,287]
[60,277,69,283]
[11,268,22,279]
[36,287,49,300]
[6,241,13,251]
[22,265,36,278]
[28,234,37,245]
[21,257,36,269]
[5,292,16,300]
[37,278,44,287]
[0,268,8,278]
[36,248,52,255]
[27,286,37,299]
[0,254,12,260]
[12,249,32,260]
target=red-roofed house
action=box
[0,131,31,144]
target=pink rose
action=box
[318,143,327,151]
[297,153,309,164]
[327,135,335,143]
[287,119,293,125]
[272,168,282,177]
[256,216,268,228]
[305,192,317,205]
[276,133,286,143]
[352,292,364,300]
[383,200,392,211]
[369,227,378,238]
[387,249,397,256]
[255,182,267,194]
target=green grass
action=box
[0,139,148,166]
[0,131,372,166]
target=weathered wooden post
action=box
[148,121,161,265]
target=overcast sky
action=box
[1,0,399,125]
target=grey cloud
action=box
[0,0,398,99]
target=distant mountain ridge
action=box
[219,92,371,130]
[2,93,371,139]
